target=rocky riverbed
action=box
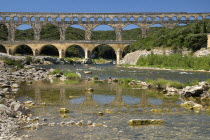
[0,62,49,140]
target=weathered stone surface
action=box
[128,119,164,126]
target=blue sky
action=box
[2,0,210,30]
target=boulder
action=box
[128,119,164,126]
[10,101,30,115]
[180,85,204,97]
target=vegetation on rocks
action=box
[136,54,210,70]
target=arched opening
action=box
[40,17,45,21]
[22,17,27,21]
[197,16,203,20]
[81,17,87,21]
[163,17,169,21]
[146,17,152,21]
[6,17,10,20]
[138,17,143,21]
[155,17,160,21]
[122,24,141,40]
[31,17,36,21]
[0,17,3,20]
[47,17,53,21]
[15,24,34,40]
[172,17,177,21]
[129,17,135,21]
[40,24,60,40]
[148,24,165,35]
[189,16,195,20]
[0,24,8,41]
[113,17,119,21]
[90,17,95,21]
[178,23,187,26]
[105,17,110,21]
[122,45,131,57]
[180,16,186,20]
[65,45,85,58]
[98,17,103,21]
[64,17,70,21]
[121,17,127,21]
[73,17,78,21]
[206,16,210,19]
[40,45,59,56]
[14,45,33,55]
[91,25,115,40]
[14,17,19,21]
[92,44,116,60]
[0,45,7,53]
[56,17,61,21]
[65,25,85,40]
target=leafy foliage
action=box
[92,45,116,59]
[136,54,210,70]
[0,24,8,41]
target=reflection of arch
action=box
[123,96,140,105]
[40,45,59,56]
[0,24,8,41]
[0,45,7,53]
[14,45,33,55]
[91,25,115,40]
[93,95,115,105]
[65,45,85,58]
[92,44,116,59]
[15,24,34,40]
[65,24,85,40]
[40,24,60,40]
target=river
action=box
[16,64,210,140]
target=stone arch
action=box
[138,17,143,21]
[65,45,85,58]
[47,17,53,21]
[92,44,116,59]
[163,16,169,21]
[40,24,60,40]
[113,17,119,21]
[56,17,61,21]
[172,16,178,21]
[129,17,135,21]
[91,25,115,40]
[40,45,59,56]
[73,17,79,21]
[0,24,8,41]
[122,45,131,57]
[90,17,95,21]
[197,16,203,20]
[15,24,34,40]
[65,24,85,40]
[189,16,195,20]
[6,17,10,20]
[121,17,127,21]
[206,16,210,19]
[180,16,187,20]
[22,17,27,21]
[0,45,7,53]
[97,17,103,21]
[122,24,141,40]
[146,17,152,21]
[154,16,161,21]
[105,17,111,21]
[30,17,36,21]
[14,45,33,55]
[64,17,70,21]
[13,16,19,21]
[39,17,45,21]
[81,17,87,21]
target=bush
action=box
[63,71,80,79]
[3,58,24,69]
[92,75,99,80]
[49,69,63,75]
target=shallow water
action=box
[40,64,210,83]
[16,78,210,140]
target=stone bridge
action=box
[0,12,210,63]
[0,40,134,64]
[0,12,210,41]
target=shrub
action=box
[63,71,80,79]
[49,69,63,75]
